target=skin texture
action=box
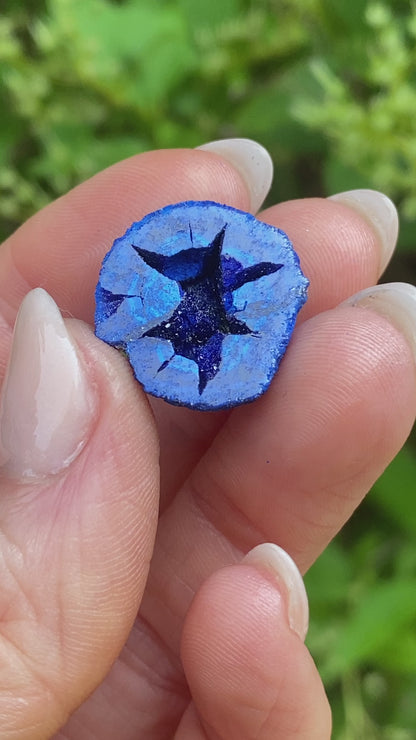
[0,148,414,738]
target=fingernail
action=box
[343,281,416,362]
[328,189,398,274]
[243,543,309,641]
[196,138,273,213]
[0,288,95,479]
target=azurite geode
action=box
[94,200,309,410]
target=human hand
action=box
[0,140,414,739]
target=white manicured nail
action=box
[328,189,398,274]
[196,138,273,213]
[0,288,95,479]
[243,542,309,641]
[343,282,416,361]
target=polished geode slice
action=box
[95,200,308,410]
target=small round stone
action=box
[94,200,309,410]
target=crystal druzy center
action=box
[94,200,309,410]
[133,224,282,394]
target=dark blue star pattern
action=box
[133,224,282,394]
[95,201,309,410]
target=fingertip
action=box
[259,196,381,320]
[181,563,331,739]
[328,189,398,274]
[243,542,309,641]
[0,314,160,737]
[0,289,97,479]
[342,281,416,365]
[196,138,273,213]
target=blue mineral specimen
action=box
[95,201,308,410]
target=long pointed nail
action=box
[343,281,416,362]
[196,138,273,213]
[0,288,95,479]
[243,543,309,641]
[328,189,399,274]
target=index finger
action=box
[0,148,251,327]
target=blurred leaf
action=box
[0,103,24,167]
[305,540,352,611]
[397,218,416,253]
[377,630,416,674]
[41,0,196,108]
[324,156,372,196]
[177,0,240,30]
[236,71,325,155]
[323,580,416,682]
[372,447,416,538]
[320,0,369,31]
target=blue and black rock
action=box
[95,201,309,410]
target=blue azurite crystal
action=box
[95,200,308,410]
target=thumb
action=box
[178,544,331,740]
[0,289,159,738]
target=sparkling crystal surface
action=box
[95,200,309,410]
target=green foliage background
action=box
[1,0,416,736]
